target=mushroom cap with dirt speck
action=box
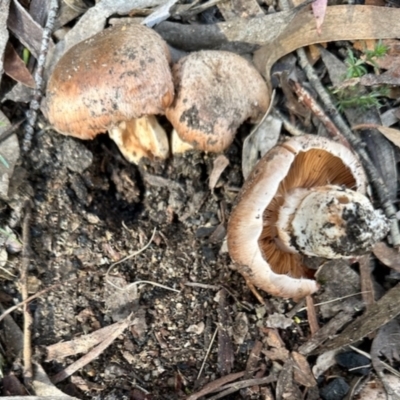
[166,50,270,153]
[227,135,389,299]
[44,24,174,163]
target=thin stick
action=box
[21,200,33,387]
[208,375,276,400]
[105,228,156,276]
[23,0,59,152]
[197,326,218,380]
[297,291,371,312]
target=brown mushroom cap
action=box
[166,50,270,153]
[227,135,376,299]
[44,24,173,162]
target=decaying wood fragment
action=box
[312,282,400,354]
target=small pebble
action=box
[336,351,371,375]
[320,378,349,400]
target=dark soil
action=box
[1,123,307,399]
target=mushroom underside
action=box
[259,148,358,278]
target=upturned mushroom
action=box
[227,135,389,299]
[166,50,270,153]
[44,24,174,164]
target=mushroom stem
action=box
[109,116,169,164]
[276,185,389,259]
[171,129,194,154]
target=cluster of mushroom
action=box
[45,24,389,300]
[44,24,270,164]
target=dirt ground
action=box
[4,118,290,398]
[2,1,400,400]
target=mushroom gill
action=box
[258,148,357,278]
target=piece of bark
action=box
[312,282,400,354]
[298,309,358,355]
[358,255,375,308]
[275,358,303,400]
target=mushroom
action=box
[227,135,389,299]
[44,24,174,164]
[166,50,270,153]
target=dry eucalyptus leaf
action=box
[265,312,293,329]
[373,125,400,149]
[373,242,400,273]
[381,107,400,127]
[33,362,79,399]
[356,378,390,400]
[292,351,317,387]
[209,154,229,190]
[361,71,400,86]
[371,320,400,374]
[3,42,35,88]
[7,0,54,59]
[241,115,281,179]
[254,6,400,88]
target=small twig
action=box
[197,326,218,380]
[105,229,180,293]
[207,376,276,400]
[126,280,180,293]
[21,200,33,387]
[306,295,319,335]
[105,228,156,277]
[187,370,245,400]
[23,0,59,152]
[184,282,221,290]
[0,118,25,145]
[291,81,351,148]
[297,291,371,312]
